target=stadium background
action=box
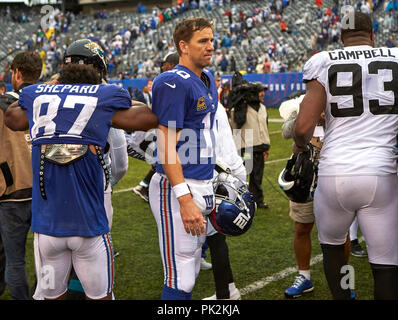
[0,0,395,302]
[1,0,393,106]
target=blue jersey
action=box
[152,65,218,180]
[18,83,131,237]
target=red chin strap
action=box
[210,208,225,235]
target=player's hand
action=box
[178,194,207,237]
[292,142,306,154]
[44,79,59,85]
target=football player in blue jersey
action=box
[149,17,218,300]
[5,58,157,300]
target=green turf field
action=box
[0,107,374,301]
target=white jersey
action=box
[303,45,398,176]
[214,102,244,171]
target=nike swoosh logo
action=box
[164,82,176,88]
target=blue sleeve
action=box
[18,87,30,111]
[101,85,132,111]
[152,77,187,129]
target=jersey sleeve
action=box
[302,53,327,87]
[18,87,30,111]
[151,76,187,129]
[101,85,132,111]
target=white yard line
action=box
[240,237,365,297]
[113,187,135,194]
[267,157,290,164]
[269,118,284,123]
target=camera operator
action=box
[229,72,271,209]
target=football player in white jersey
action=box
[149,17,218,300]
[294,12,398,299]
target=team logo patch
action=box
[84,42,104,58]
[197,97,207,111]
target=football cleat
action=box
[350,239,367,258]
[132,185,149,202]
[200,258,212,270]
[202,287,241,300]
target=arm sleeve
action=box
[151,78,187,129]
[107,128,128,186]
[103,85,132,112]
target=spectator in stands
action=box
[219,82,231,109]
[385,36,396,48]
[271,58,281,73]
[133,87,146,104]
[280,19,287,32]
[2,64,11,84]
[263,58,271,73]
[280,59,288,73]
[214,50,223,66]
[360,1,371,14]
[0,81,5,95]
[221,33,232,48]
[246,51,256,73]
[256,60,263,73]
[219,55,228,72]
[229,56,237,72]
[373,19,379,34]
[142,85,152,107]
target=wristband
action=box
[172,182,190,198]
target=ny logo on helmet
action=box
[233,212,250,230]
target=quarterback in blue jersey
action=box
[148,17,218,300]
[5,59,158,299]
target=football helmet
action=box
[63,39,108,80]
[278,144,318,203]
[210,172,256,236]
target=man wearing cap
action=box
[160,52,180,74]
